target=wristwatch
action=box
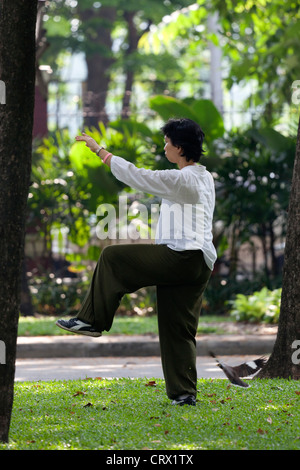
[96,146,105,156]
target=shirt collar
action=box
[181,164,206,171]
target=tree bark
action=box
[269,221,278,278]
[121,11,140,120]
[121,13,152,120]
[0,0,38,443]
[257,117,300,379]
[79,6,116,128]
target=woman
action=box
[56,118,217,406]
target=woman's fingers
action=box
[75,133,99,153]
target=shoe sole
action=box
[172,401,196,406]
[55,321,102,338]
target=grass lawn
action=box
[18,315,229,337]
[1,377,300,450]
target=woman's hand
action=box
[75,132,100,153]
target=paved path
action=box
[15,355,262,382]
[15,333,275,382]
[17,334,275,358]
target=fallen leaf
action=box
[257,428,267,435]
[83,376,103,381]
[267,417,273,424]
[164,430,169,435]
[73,391,86,397]
[295,391,300,395]
[145,380,157,387]
[154,423,161,427]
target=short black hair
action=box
[161,118,205,163]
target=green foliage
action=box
[42,0,195,83]
[2,378,300,450]
[141,0,300,124]
[149,95,225,145]
[214,128,294,228]
[29,130,99,253]
[211,126,295,283]
[212,0,300,121]
[120,286,157,317]
[28,276,91,317]
[229,287,282,324]
[28,123,147,268]
[203,274,268,316]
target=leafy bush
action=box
[27,274,158,318]
[120,286,157,316]
[28,276,91,317]
[229,287,281,324]
[202,274,273,316]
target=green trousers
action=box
[76,244,211,399]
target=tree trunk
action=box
[79,6,116,128]
[257,117,300,379]
[121,11,140,120]
[260,223,268,278]
[228,221,239,278]
[268,221,278,278]
[20,258,34,317]
[0,0,38,443]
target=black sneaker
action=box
[171,395,196,406]
[56,318,102,337]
